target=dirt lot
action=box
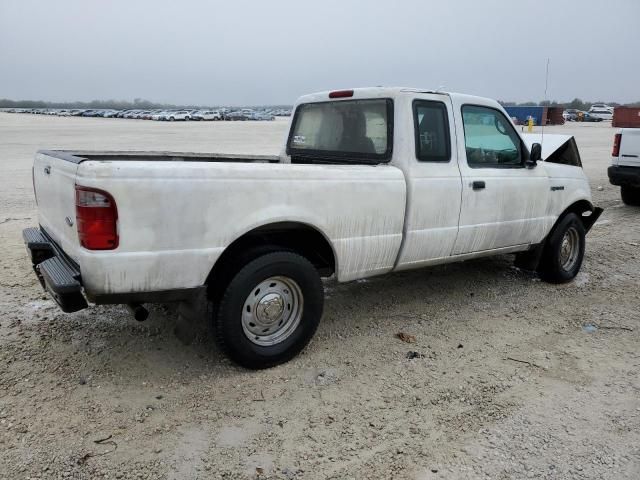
[1,114,638,480]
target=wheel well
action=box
[562,200,599,232]
[206,222,336,297]
[516,200,597,272]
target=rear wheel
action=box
[538,213,585,283]
[213,251,323,369]
[621,186,640,206]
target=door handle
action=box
[472,180,485,190]
[44,165,51,175]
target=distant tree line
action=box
[499,98,640,109]
[0,97,293,110]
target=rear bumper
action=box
[23,227,88,313]
[23,227,206,312]
[608,165,640,187]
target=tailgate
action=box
[618,129,640,168]
[33,151,82,261]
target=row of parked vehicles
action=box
[3,107,292,121]
[563,104,614,122]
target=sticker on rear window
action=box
[292,135,306,144]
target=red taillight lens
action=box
[329,89,354,99]
[75,186,119,250]
[612,133,621,157]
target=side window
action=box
[413,100,451,162]
[462,105,523,168]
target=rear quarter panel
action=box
[75,161,406,294]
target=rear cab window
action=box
[287,99,393,164]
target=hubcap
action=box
[559,227,580,271]
[241,276,303,346]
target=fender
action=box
[515,200,602,271]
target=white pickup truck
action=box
[609,128,640,205]
[23,87,602,369]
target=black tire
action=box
[537,213,585,283]
[621,186,640,206]
[214,251,323,369]
[169,117,175,122]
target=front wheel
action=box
[213,251,324,369]
[538,213,585,283]
[621,186,640,206]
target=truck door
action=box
[452,103,549,254]
[394,95,463,270]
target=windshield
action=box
[287,99,392,162]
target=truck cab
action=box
[286,88,593,264]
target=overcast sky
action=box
[1,0,638,106]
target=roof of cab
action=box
[295,87,494,107]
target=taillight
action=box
[75,186,119,250]
[612,133,621,157]
[329,89,354,99]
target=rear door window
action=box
[413,100,451,162]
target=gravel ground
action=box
[0,114,638,479]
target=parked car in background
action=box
[581,112,604,122]
[253,112,275,121]
[167,110,192,121]
[590,103,613,113]
[151,111,169,121]
[609,128,640,205]
[192,110,222,121]
[226,111,248,121]
[588,109,613,121]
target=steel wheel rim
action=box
[559,227,580,271]
[241,276,304,346]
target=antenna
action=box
[541,58,550,148]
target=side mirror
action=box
[530,142,542,162]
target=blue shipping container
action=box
[504,106,545,126]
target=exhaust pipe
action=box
[127,303,149,322]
